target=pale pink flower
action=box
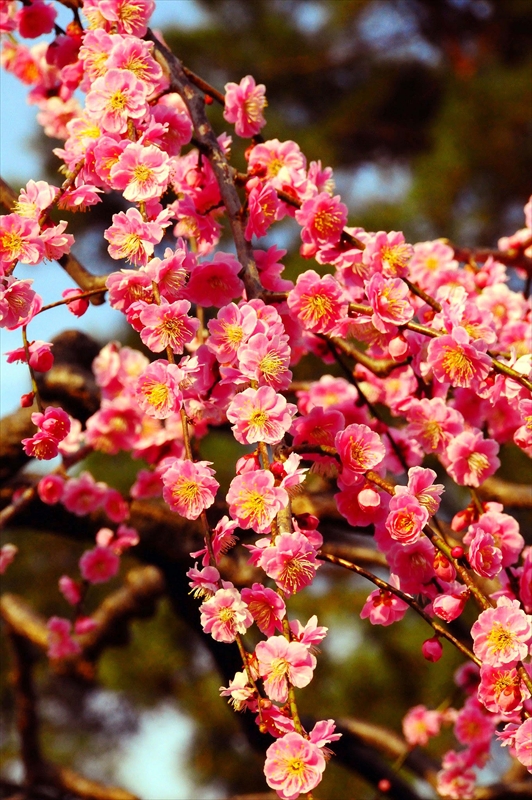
[185,252,244,307]
[186,564,220,599]
[287,269,347,334]
[365,273,414,333]
[104,207,164,266]
[161,459,219,520]
[427,327,492,390]
[227,386,295,445]
[190,515,240,567]
[200,586,253,643]
[396,467,444,517]
[219,671,256,711]
[135,359,183,418]
[47,617,80,660]
[432,583,469,622]
[234,332,292,391]
[402,705,443,746]
[106,35,163,94]
[79,546,120,584]
[385,494,428,545]
[247,138,306,190]
[258,532,320,596]
[207,302,258,364]
[14,179,58,219]
[0,543,18,575]
[264,732,326,800]
[97,0,155,37]
[471,596,532,667]
[362,230,413,278]
[436,750,476,800]
[0,278,42,329]
[241,583,286,637]
[57,185,102,213]
[110,142,170,202]
[289,615,328,648]
[256,635,316,703]
[224,75,267,138]
[478,664,530,714]
[446,429,500,487]
[514,718,532,772]
[464,506,524,569]
[226,470,288,533]
[139,300,200,354]
[405,397,464,454]
[335,423,385,480]
[86,68,148,134]
[85,398,142,454]
[96,524,138,553]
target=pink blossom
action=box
[362,230,413,278]
[6,339,53,372]
[335,423,385,479]
[464,507,524,569]
[191,515,240,567]
[97,0,155,37]
[478,665,530,714]
[14,179,58,219]
[471,596,532,667]
[0,543,18,574]
[432,583,469,622]
[234,332,292,391]
[21,431,59,460]
[0,277,42,330]
[135,359,183,418]
[446,429,500,487]
[514,718,532,772]
[227,386,295,445]
[245,180,279,240]
[402,705,443,746]
[207,302,258,364]
[365,273,414,333]
[224,75,267,138]
[227,470,288,533]
[139,300,200,354]
[405,398,465,454]
[185,252,244,307]
[256,635,316,703]
[308,719,342,749]
[162,459,219,520]
[258,532,320,596]
[454,699,495,747]
[396,466,444,517]
[79,546,120,584]
[385,494,428,545]
[110,142,170,202]
[241,583,286,637]
[247,138,306,190]
[86,67,148,134]
[16,1,56,39]
[62,472,107,516]
[106,35,163,94]
[200,586,253,643]
[289,615,328,648]
[467,530,503,578]
[104,207,164,266]
[264,731,326,800]
[387,539,436,595]
[295,193,348,256]
[58,576,82,606]
[427,327,492,389]
[436,750,477,800]
[144,245,193,302]
[96,524,138,554]
[187,564,220,599]
[47,616,81,660]
[422,636,443,662]
[62,288,89,317]
[287,269,347,334]
[32,406,70,441]
[360,577,409,626]
[219,671,256,711]
[37,474,64,504]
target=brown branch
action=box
[452,243,532,274]
[477,478,532,509]
[0,176,107,305]
[147,31,264,301]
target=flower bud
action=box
[422,636,443,662]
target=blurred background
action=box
[1,1,531,798]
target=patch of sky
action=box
[335,161,412,209]
[292,1,330,34]
[358,1,440,66]
[323,620,363,663]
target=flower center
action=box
[1,231,24,259]
[441,345,474,383]
[486,624,515,654]
[302,292,334,323]
[381,243,411,275]
[467,451,489,474]
[174,480,200,504]
[270,657,289,678]
[133,164,153,183]
[109,90,128,111]
[313,208,341,237]
[259,352,284,379]
[144,381,169,410]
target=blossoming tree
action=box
[0,1,531,798]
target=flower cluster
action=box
[2,3,531,798]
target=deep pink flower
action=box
[185,252,244,307]
[467,530,503,578]
[0,277,42,330]
[62,472,107,516]
[258,532,320,596]
[224,75,267,138]
[227,386,295,445]
[32,406,70,441]
[395,466,444,517]
[247,138,306,189]
[335,423,385,479]
[295,193,348,256]
[362,230,413,278]
[427,326,492,389]
[47,617,81,660]
[21,431,59,460]
[241,583,286,637]
[478,665,530,714]
[245,180,279,240]
[79,546,120,584]
[463,507,524,569]
[37,474,64,505]
[200,586,253,643]
[436,750,477,800]
[86,68,148,134]
[385,493,428,545]
[446,429,500,488]
[471,596,532,667]
[161,459,219,520]
[422,636,443,662]
[403,705,443,746]
[264,732,326,800]
[387,539,436,595]
[226,470,288,533]
[17,1,56,38]
[62,288,89,317]
[514,718,532,772]
[287,269,347,334]
[135,359,183,419]
[139,300,200,354]
[110,142,170,202]
[58,576,82,606]
[256,635,316,703]
[454,699,495,747]
[360,577,409,627]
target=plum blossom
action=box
[224,75,267,138]
[162,459,219,520]
[255,635,316,703]
[287,269,347,334]
[264,732,326,800]
[446,430,500,487]
[79,546,120,584]
[226,386,295,445]
[427,326,492,389]
[86,68,148,134]
[403,705,443,747]
[226,470,288,533]
[335,423,385,480]
[258,532,320,596]
[471,596,532,667]
[241,583,286,637]
[200,586,253,643]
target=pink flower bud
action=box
[74,616,98,635]
[28,342,54,372]
[58,575,82,606]
[422,637,443,662]
[62,288,89,317]
[20,392,35,408]
[37,474,64,504]
[451,546,464,559]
